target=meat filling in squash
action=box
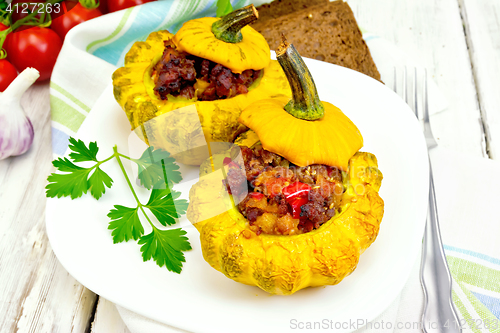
[152,40,262,101]
[225,145,344,235]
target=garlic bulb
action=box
[0,68,40,160]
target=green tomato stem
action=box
[211,4,258,44]
[0,10,9,26]
[0,29,11,59]
[276,35,325,120]
[79,0,100,10]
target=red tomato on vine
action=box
[5,27,63,82]
[51,2,102,39]
[0,22,10,45]
[0,23,13,61]
[97,0,108,14]
[0,59,18,92]
[10,0,47,25]
[107,0,154,13]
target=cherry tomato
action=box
[0,59,18,92]
[108,0,154,13]
[51,2,102,39]
[97,0,108,14]
[61,0,106,14]
[5,27,63,81]
[53,0,78,20]
[10,0,46,25]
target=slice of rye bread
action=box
[253,1,381,81]
[255,0,330,22]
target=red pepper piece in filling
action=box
[282,182,311,201]
[289,197,308,219]
[248,192,264,200]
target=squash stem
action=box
[276,36,324,120]
[211,4,258,43]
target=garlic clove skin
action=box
[0,112,34,160]
[0,68,40,160]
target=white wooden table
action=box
[1,0,499,331]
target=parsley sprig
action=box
[46,137,191,274]
[216,0,233,17]
[46,138,114,200]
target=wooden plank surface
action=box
[0,84,97,333]
[347,0,486,157]
[91,298,130,333]
[459,0,500,159]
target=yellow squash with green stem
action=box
[187,38,384,294]
[112,5,290,165]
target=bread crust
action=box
[253,0,382,82]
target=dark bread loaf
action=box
[256,0,330,21]
[253,1,381,81]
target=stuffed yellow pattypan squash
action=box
[112,5,290,165]
[187,37,384,295]
[188,150,383,295]
[239,37,363,171]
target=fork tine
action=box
[402,67,407,103]
[414,67,419,118]
[393,66,397,93]
[423,69,429,122]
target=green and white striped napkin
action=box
[48,1,500,332]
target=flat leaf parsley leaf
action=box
[216,0,233,17]
[46,158,93,199]
[46,140,114,200]
[68,137,99,162]
[145,189,188,226]
[108,205,144,243]
[138,228,191,274]
[134,147,182,189]
[88,167,113,199]
[46,157,113,200]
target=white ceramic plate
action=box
[46,59,429,333]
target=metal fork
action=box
[395,68,462,333]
